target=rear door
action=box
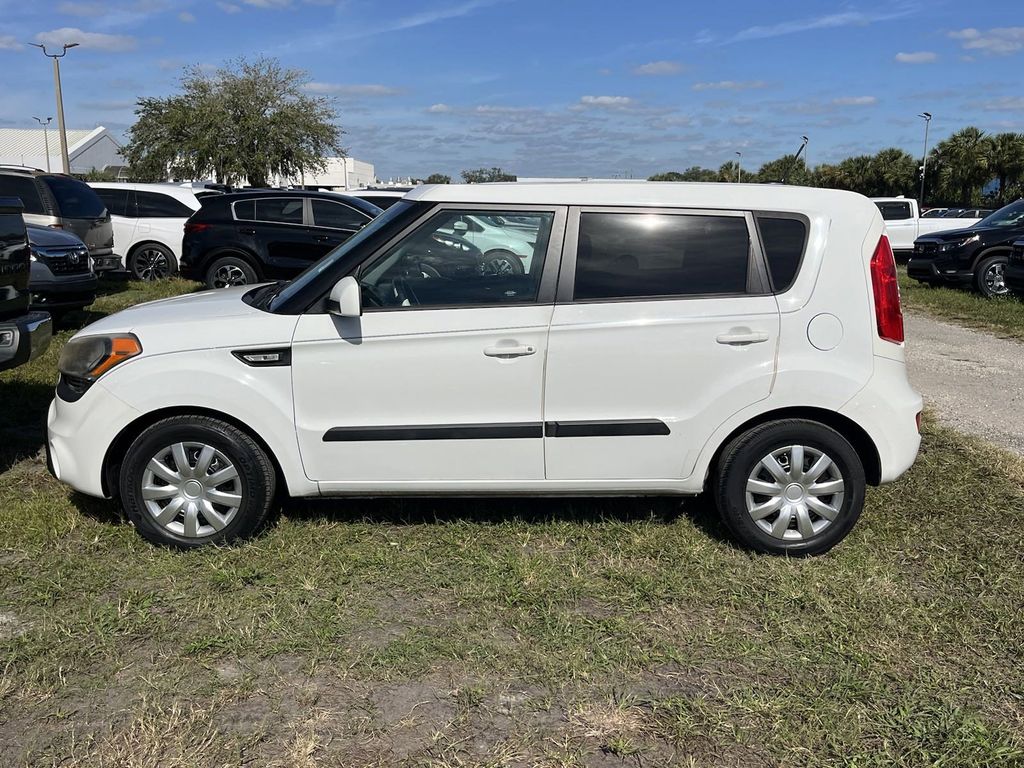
[233,197,319,270]
[133,190,197,258]
[542,207,780,481]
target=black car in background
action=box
[26,224,97,319]
[908,199,1024,297]
[0,198,51,372]
[1005,238,1024,296]
[180,190,382,289]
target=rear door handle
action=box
[238,228,256,235]
[716,331,770,346]
[484,344,536,358]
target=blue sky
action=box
[1,0,1022,179]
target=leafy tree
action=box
[870,148,917,197]
[757,155,812,186]
[425,173,451,184]
[125,57,343,186]
[461,167,516,183]
[932,127,991,205]
[988,132,1024,204]
[648,167,717,182]
[718,161,742,182]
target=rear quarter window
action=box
[756,216,808,293]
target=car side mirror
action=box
[452,220,469,233]
[328,275,362,317]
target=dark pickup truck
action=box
[0,198,52,372]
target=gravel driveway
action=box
[904,311,1024,456]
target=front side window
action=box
[875,201,912,221]
[358,209,554,309]
[573,212,750,301]
[134,191,194,218]
[311,199,368,230]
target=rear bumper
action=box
[92,254,123,272]
[0,311,52,372]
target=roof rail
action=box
[0,164,44,173]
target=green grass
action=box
[1,278,1024,766]
[900,266,1024,341]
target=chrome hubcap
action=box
[141,442,242,538]
[745,445,845,541]
[134,248,170,281]
[985,263,1008,295]
[212,264,248,288]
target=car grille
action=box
[915,242,939,255]
[34,245,91,275]
[1011,245,1024,263]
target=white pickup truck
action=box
[871,198,982,252]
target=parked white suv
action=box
[47,183,922,555]
[89,183,205,281]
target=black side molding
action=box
[544,420,670,437]
[324,423,543,442]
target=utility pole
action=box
[918,112,932,205]
[32,116,53,172]
[735,151,742,182]
[29,42,78,174]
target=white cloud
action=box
[57,1,105,16]
[305,82,403,96]
[217,2,242,12]
[632,60,683,76]
[0,35,20,50]
[949,27,1024,56]
[728,8,917,44]
[895,51,937,64]
[34,27,137,52]
[832,96,878,106]
[178,11,195,22]
[979,96,1024,112]
[578,95,636,109]
[427,103,452,113]
[692,80,767,91]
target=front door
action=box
[543,208,780,481]
[291,205,565,488]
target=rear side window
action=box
[311,199,368,230]
[254,198,304,224]
[134,191,194,218]
[93,188,131,217]
[757,216,808,292]
[875,201,912,221]
[0,175,45,215]
[573,212,750,301]
[41,175,106,218]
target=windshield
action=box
[41,175,107,219]
[269,201,413,311]
[976,200,1024,228]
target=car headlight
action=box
[938,235,979,252]
[58,333,142,383]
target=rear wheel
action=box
[714,420,865,556]
[483,249,525,275]
[129,243,177,281]
[974,255,1010,298]
[119,416,276,549]
[205,254,258,289]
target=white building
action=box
[0,126,124,174]
[277,157,375,190]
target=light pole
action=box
[32,116,53,172]
[735,151,742,182]
[29,42,78,174]
[918,112,932,205]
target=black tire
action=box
[713,419,866,557]
[128,243,177,281]
[483,249,525,275]
[205,254,258,290]
[119,416,276,549]
[974,254,1010,298]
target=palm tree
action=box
[932,127,991,204]
[871,148,917,197]
[988,132,1024,204]
[837,155,876,195]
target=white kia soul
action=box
[47,183,922,556]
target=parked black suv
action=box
[0,167,118,272]
[180,190,382,289]
[908,199,1024,297]
[27,224,97,318]
[0,198,51,372]
[1006,238,1024,296]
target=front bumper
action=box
[30,271,98,311]
[1005,260,1024,294]
[907,255,972,284]
[0,311,52,372]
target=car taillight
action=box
[870,235,904,344]
[184,222,210,235]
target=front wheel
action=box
[205,254,258,289]
[483,249,525,275]
[974,255,1010,298]
[714,420,865,556]
[129,243,177,281]
[119,416,276,548]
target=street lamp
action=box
[735,151,742,183]
[28,42,79,174]
[32,116,53,172]
[918,112,932,205]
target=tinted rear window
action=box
[0,175,45,215]
[757,216,808,292]
[41,175,106,218]
[94,187,131,217]
[875,201,912,221]
[574,212,750,301]
[134,191,194,218]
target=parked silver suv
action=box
[0,166,118,272]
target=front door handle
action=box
[238,228,257,235]
[716,330,770,346]
[484,344,536,358]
